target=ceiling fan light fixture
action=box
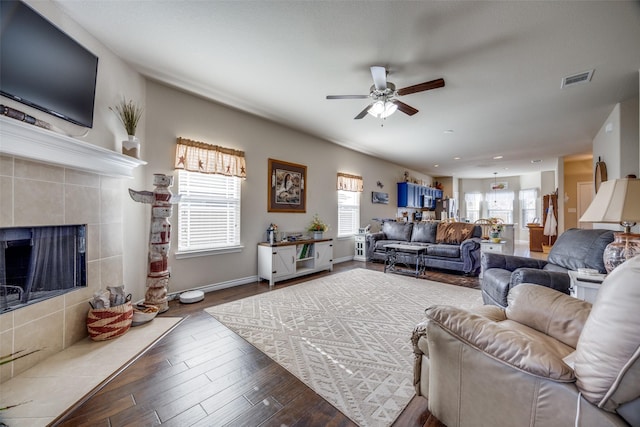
[367,100,397,118]
[368,100,385,117]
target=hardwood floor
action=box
[54,261,473,427]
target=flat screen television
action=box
[0,0,99,128]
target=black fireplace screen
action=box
[0,225,86,313]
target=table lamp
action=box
[579,176,640,272]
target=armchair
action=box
[481,228,614,308]
[412,256,640,427]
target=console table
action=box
[257,238,333,287]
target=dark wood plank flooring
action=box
[54,262,474,427]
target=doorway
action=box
[577,181,593,229]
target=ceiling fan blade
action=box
[326,95,369,99]
[392,100,419,116]
[370,66,387,91]
[397,78,445,96]
[354,103,374,120]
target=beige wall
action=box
[592,95,640,233]
[143,80,432,292]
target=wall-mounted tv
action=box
[0,0,99,128]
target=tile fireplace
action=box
[0,116,145,381]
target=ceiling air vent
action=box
[561,70,594,88]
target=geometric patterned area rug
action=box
[205,268,482,427]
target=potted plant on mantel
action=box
[308,214,329,240]
[110,98,143,159]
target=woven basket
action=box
[86,300,133,341]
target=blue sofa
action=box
[366,221,483,275]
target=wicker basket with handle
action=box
[86,300,133,341]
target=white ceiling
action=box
[55,1,640,179]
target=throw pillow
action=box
[435,222,475,244]
[574,255,640,412]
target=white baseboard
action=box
[167,275,258,300]
[167,259,354,300]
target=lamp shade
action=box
[579,177,640,273]
[579,178,640,225]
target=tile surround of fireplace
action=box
[0,118,145,382]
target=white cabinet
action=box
[481,241,505,254]
[354,234,367,261]
[258,239,333,287]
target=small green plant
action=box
[110,98,143,136]
[308,214,329,232]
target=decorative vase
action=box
[490,232,501,243]
[603,232,640,273]
[313,231,323,240]
[122,135,140,159]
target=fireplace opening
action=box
[0,225,86,313]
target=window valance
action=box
[337,173,364,192]
[175,137,246,178]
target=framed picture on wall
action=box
[372,191,389,204]
[268,158,307,213]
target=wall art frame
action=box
[268,158,307,213]
[372,191,389,204]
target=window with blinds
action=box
[464,192,483,222]
[519,188,539,226]
[177,170,241,252]
[337,190,360,237]
[486,191,515,223]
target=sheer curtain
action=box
[485,191,515,223]
[22,226,77,303]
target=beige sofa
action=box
[412,256,640,427]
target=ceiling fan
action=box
[326,66,445,120]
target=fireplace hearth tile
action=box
[0,317,183,424]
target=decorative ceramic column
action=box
[129,174,180,313]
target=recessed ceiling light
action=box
[493,155,503,160]
[453,156,461,160]
[531,159,542,163]
[444,130,454,134]
[434,164,439,167]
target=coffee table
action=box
[383,243,428,277]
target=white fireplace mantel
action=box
[0,116,146,178]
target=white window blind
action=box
[337,190,360,237]
[177,170,241,252]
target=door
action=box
[273,246,296,278]
[577,181,593,229]
[314,241,333,270]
